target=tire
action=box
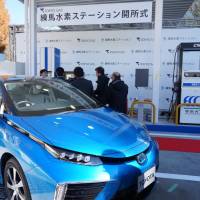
[4,158,32,200]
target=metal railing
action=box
[175,103,200,125]
[129,100,156,124]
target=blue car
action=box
[0,77,159,200]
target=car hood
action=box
[7,108,150,158]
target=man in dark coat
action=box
[55,67,65,80]
[94,67,109,105]
[108,72,128,114]
[70,67,93,97]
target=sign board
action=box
[135,69,149,87]
[180,87,200,124]
[37,2,152,26]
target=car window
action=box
[4,79,99,116]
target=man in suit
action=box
[70,67,93,97]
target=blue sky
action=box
[6,0,24,24]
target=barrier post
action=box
[129,100,156,124]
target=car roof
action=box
[0,75,26,83]
[0,76,51,83]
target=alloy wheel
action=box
[6,166,25,200]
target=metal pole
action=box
[29,0,37,76]
[25,0,29,76]
[152,0,163,123]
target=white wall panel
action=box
[15,28,200,109]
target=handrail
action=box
[129,100,156,124]
[175,103,200,125]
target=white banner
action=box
[37,2,152,26]
[15,28,200,110]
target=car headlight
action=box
[44,144,102,166]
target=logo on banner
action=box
[163,36,197,41]
[136,62,153,67]
[105,50,125,54]
[77,38,96,43]
[76,61,95,66]
[73,50,100,54]
[136,37,153,42]
[101,37,131,42]
[100,61,130,66]
[131,49,152,54]
[162,62,175,66]
[184,96,200,103]
[40,8,45,13]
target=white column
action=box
[29,0,37,76]
[152,0,163,123]
[25,0,37,76]
[25,0,29,76]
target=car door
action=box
[0,85,7,178]
[0,83,7,138]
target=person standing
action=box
[108,72,128,114]
[55,67,65,80]
[40,69,48,78]
[70,67,93,97]
[94,67,109,105]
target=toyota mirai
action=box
[0,77,159,200]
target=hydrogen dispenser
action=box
[176,43,200,125]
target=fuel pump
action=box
[175,43,200,124]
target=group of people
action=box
[40,66,128,114]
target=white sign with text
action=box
[37,2,152,26]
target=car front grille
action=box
[100,143,151,164]
[64,182,106,200]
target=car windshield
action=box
[4,78,99,116]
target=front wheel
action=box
[4,158,32,200]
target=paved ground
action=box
[146,151,200,200]
[0,151,199,200]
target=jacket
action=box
[70,78,93,97]
[108,80,128,114]
[94,75,109,105]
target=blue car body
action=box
[0,78,159,200]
